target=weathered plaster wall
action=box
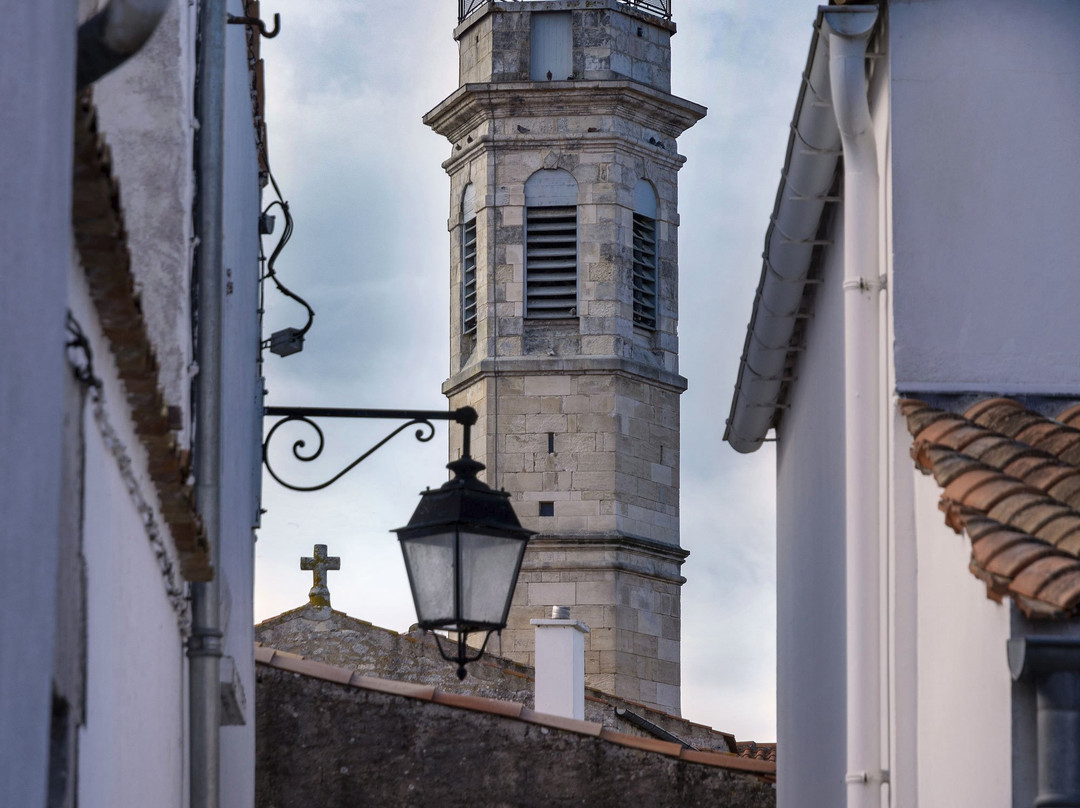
[94,0,196,443]
[891,0,1080,394]
[911,470,1012,808]
[0,4,76,805]
[255,665,775,808]
[773,212,847,808]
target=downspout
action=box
[76,0,169,89]
[189,1,226,807]
[1008,637,1080,807]
[823,7,883,807]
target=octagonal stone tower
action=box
[424,0,704,715]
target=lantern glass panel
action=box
[400,530,456,625]
[459,530,528,626]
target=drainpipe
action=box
[76,0,169,89]
[189,0,226,807]
[823,7,883,808]
[1008,637,1080,807]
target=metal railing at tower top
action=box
[458,0,672,24]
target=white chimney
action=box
[531,605,590,720]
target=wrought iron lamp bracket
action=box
[262,405,478,492]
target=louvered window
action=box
[461,184,477,334]
[526,206,578,318]
[632,213,657,328]
[462,218,478,333]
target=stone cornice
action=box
[423,80,707,145]
[523,532,690,586]
[442,355,688,397]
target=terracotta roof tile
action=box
[1056,403,1080,427]
[1039,516,1080,548]
[964,397,1024,422]
[1015,421,1070,447]
[519,707,604,737]
[974,405,1042,438]
[1037,572,1080,611]
[905,398,1080,620]
[1059,443,1080,467]
[1013,503,1076,537]
[921,448,979,485]
[599,728,684,757]
[1034,430,1080,461]
[984,539,1056,579]
[1013,463,1078,494]
[942,468,1005,504]
[961,478,1034,513]
[912,415,968,447]
[1049,475,1080,510]
[1009,555,1080,600]
[432,691,524,719]
[969,527,1030,567]
[1059,532,1080,556]
[986,491,1048,525]
[1000,454,1053,482]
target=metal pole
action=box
[189,0,225,805]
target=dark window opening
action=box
[539,501,555,517]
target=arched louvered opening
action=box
[461,183,477,334]
[524,169,578,319]
[632,179,659,330]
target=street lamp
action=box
[262,404,534,678]
[394,452,534,680]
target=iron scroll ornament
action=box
[262,406,478,492]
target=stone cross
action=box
[300,544,340,611]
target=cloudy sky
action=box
[254,0,819,742]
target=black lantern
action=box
[262,403,533,679]
[393,454,534,679]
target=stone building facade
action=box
[424,0,704,714]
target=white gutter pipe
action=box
[724,19,842,453]
[189,0,226,806]
[823,7,883,807]
[76,0,169,89]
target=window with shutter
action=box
[632,180,659,329]
[462,184,477,334]
[526,206,577,318]
[632,214,657,328]
[524,169,578,319]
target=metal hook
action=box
[227,12,280,39]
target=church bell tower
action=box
[424,0,704,715]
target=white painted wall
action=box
[911,470,1012,808]
[0,4,76,805]
[71,261,190,807]
[774,212,848,807]
[890,0,1080,395]
[218,5,264,802]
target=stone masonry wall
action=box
[457,2,674,92]
[430,0,704,720]
[256,666,777,808]
[254,607,743,753]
